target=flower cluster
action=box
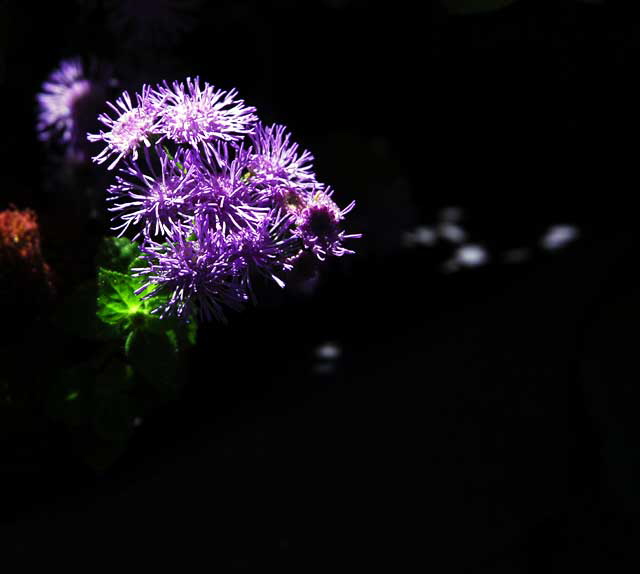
[89,77,361,322]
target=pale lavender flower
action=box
[37,58,92,145]
[87,85,160,170]
[244,123,318,191]
[153,77,257,155]
[106,145,197,240]
[37,58,116,164]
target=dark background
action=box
[1,0,639,570]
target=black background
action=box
[1,0,639,570]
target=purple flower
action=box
[191,154,269,235]
[36,57,116,166]
[87,85,160,170]
[107,145,197,240]
[290,187,362,261]
[153,77,257,155]
[37,58,92,145]
[133,216,248,322]
[91,78,361,323]
[244,123,318,191]
[227,211,299,300]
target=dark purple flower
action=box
[290,187,362,261]
[153,77,257,155]
[88,84,160,170]
[107,145,197,240]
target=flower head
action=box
[88,85,160,170]
[226,210,299,299]
[190,154,271,236]
[291,188,362,261]
[244,123,318,191]
[107,145,198,240]
[37,58,112,162]
[133,216,247,322]
[154,77,257,155]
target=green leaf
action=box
[95,236,142,273]
[96,268,154,330]
[126,329,179,390]
[440,0,518,14]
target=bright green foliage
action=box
[96,268,158,331]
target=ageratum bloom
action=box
[244,123,318,191]
[133,216,248,322]
[290,187,362,261]
[91,77,361,323]
[190,154,269,235]
[37,58,92,145]
[153,77,257,156]
[106,145,198,240]
[226,211,299,300]
[87,84,160,170]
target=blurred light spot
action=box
[315,342,341,360]
[438,206,463,222]
[503,248,531,263]
[133,417,143,427]
[402,225,437,247]
[414,226,437,246]
[540,225,580,250]
[438,222,467,243]
[454,244,489,267]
